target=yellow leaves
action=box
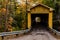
[7,24,12,32]
[4,0,9,4]
[20,3,26,9]
[16,10,20,14]
[28,0,32,2]
[8,17,13,25]
[8,17,13,22]
[16,3,19,7]
[16,7,21,14]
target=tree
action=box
[42,0,55,8]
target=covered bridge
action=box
[27,3,54,29]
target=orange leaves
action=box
[1,8,6,13]
[1,8,9,15]
[1,8,7,15]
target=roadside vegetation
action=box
[0,0,60,32]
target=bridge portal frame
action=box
[27,3,54,29]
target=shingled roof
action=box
[28,3,54,11]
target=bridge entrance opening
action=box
[31,14,48,30]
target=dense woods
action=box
[0,0,60,32]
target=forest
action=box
[0,0,60,32]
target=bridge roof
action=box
[28,3,54,11]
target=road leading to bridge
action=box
[8,29,57,40]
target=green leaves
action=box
[42,0,55,8]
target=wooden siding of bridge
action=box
[27,4,53,29]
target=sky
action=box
[16,0,30,3]
[16,0,30,4]
[16,0,28,2]
[16,0,26,4]
[16,0,22,4]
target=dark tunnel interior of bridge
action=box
[31,14,48,30]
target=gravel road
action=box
[8,29,57,40]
